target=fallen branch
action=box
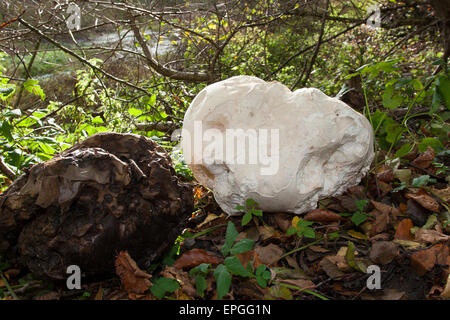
[0,156,15,181]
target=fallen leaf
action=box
[278,279,315,290]
[304,209,344,222]
[272,267,310,280]
[94,287,103,300]
[394,218,415,240]
[197,213,223,229]
[410,248,437,276]
[255,243,284,265]
[161,266,197,298]
[394,168,412,184]
[319,257,346,278]
[406,199,429,226]
[267,284,293,300]
[380,288,406,300]
[173,249,220,269]
[309,245,331,253]
[415,229,449,244]
[370,209,389,237]
[430,187,450,202]
[371,200,400,217]
[257,224,279,240]
[411,146,435,169]
[393,239,425,249]
[115,251,152,294]
[440,274,450,300]
[236,250,262,270]
[405,189,440,213]
[375,164,394,183]
[369,241,399,265]
[269,213,292,233]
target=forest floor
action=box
[0,146,449,300]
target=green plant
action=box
[339,199,369,226]
[235,198,263,226]
[189,221,271,299]
[150,277,180,298]
[286,217,316,239]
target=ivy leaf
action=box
[214,264,231,299]
[150,277,180,298]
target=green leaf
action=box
[194,274,207,297]
[0,121,13,142]
[355,199,368,212]
[351,211,367,226]
[411,175,435,187]
[221,221,238,256]
[224,256,250,277]
[255,265,270,288]
[128,107,143,117]
[150,277,180,298]
[245,198,258,208]
[23,79,45,101]
[189,263,210,277]
[395,143,413,158]
[214,264,231,299]
[345,241,366,273]
[302,228,316,239]
[250,208,263,217]
[0,84,16,101]
[418,137,444,153]
[286,227,297,235]
[241,211,252,226]
[436,74,450,109]
[382,85,402,109]
[230,238,255,255]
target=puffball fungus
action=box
[181,75,374,215]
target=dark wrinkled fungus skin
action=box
[0,132,194,280]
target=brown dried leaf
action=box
[115,251,151,294]
[318,257,345,278]
[173,248,220,270]
[375,164,394,183]
[304,209,344,222]
[161,266,196,298]
[278,279,315,290]
[411,146,435,169]
[254,243,284,266]
[405,189,440,213]
[410,247,438,276]
[370,209,389,237]
[236,250,262,270]
[394,218,414,240]
[430,187,450,202]
[415,229,449,244]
